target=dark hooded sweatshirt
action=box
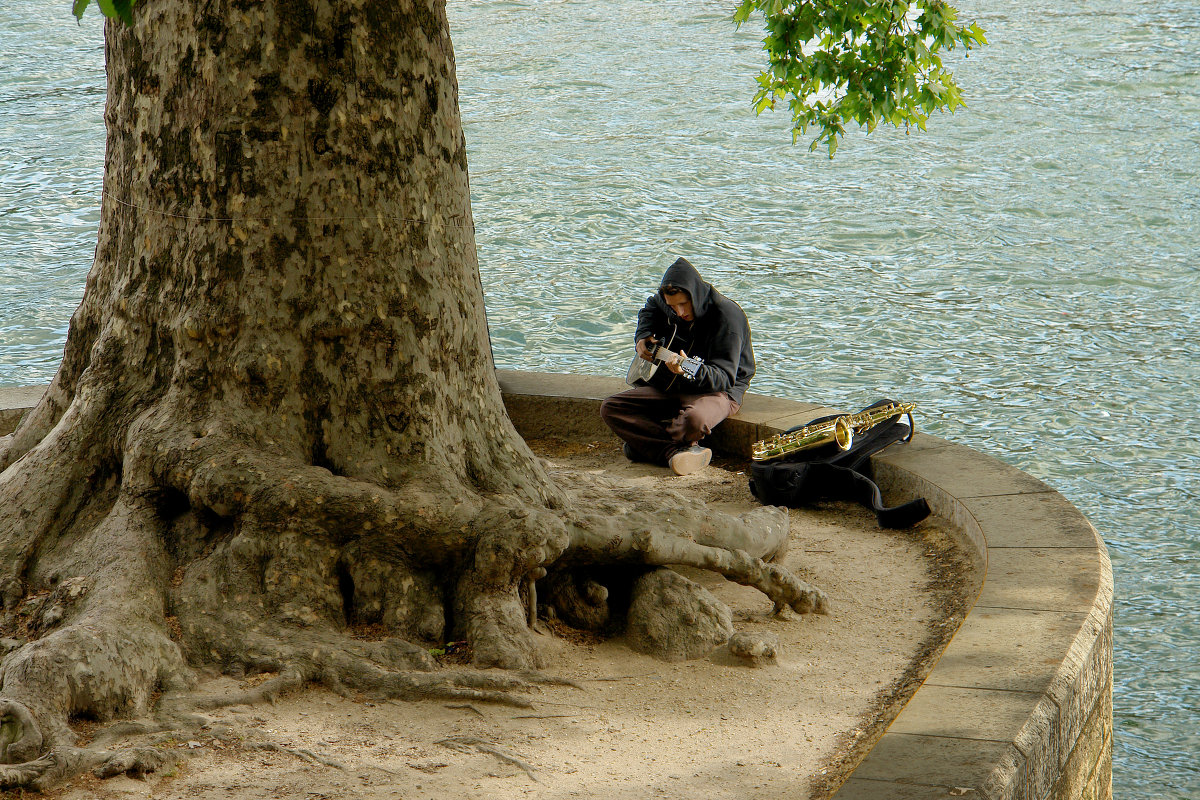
[634,257,755,404]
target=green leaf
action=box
[733,0,985,156]
[112,0,135,26]
[92,0,137,26]
[72,0,91,22]
[733,1,755,27]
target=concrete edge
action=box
[0,375,1114,800]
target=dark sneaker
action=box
[623,442,638,462]
[669,445,712,476]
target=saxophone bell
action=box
[831,415,854,450]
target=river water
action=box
[1,2,1197,796]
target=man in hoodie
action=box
[601,257,755,475]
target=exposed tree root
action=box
[0,742,172,790]
[438,735,539,781]
[0,378,824,793]
[0,434,826,789]
[632,531,828,615]
[537,468,829,625]
[243,740,348,771]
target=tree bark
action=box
[0,0,825,787]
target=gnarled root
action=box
[0,700,175,790]
[0,419,573,788]
[182,640,560,711]
[0,751,55,790]
[632,530,828,614]
[545,471,827,624]
[0,396,830,790]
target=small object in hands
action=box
[669,445,712,476]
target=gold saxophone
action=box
[751,401,916,462]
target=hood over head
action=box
[658,257,714,318]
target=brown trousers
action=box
[600,384,740,466]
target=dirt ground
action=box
[38,438,980,800]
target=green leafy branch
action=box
[73,0,138,26]
[734,0,987,156]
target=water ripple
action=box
[1,2,1197,797]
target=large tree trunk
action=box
[0,0,824,788]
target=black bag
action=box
[748,399,931,529]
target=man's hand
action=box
[664,350,686,375]
[636,337,657,362]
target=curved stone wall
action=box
[0,375,1113,799]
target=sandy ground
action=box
[45,439,979,800]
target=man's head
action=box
[660,284,695,322]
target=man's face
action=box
[663,290,694,322]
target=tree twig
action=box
[445,703,486,718]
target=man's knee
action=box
[600,395,619,423]
[673,396,733,442]
[600,395,634,432]
[670,407,709,444]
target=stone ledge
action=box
[0,374,1114,800]
[0,385,46,437]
